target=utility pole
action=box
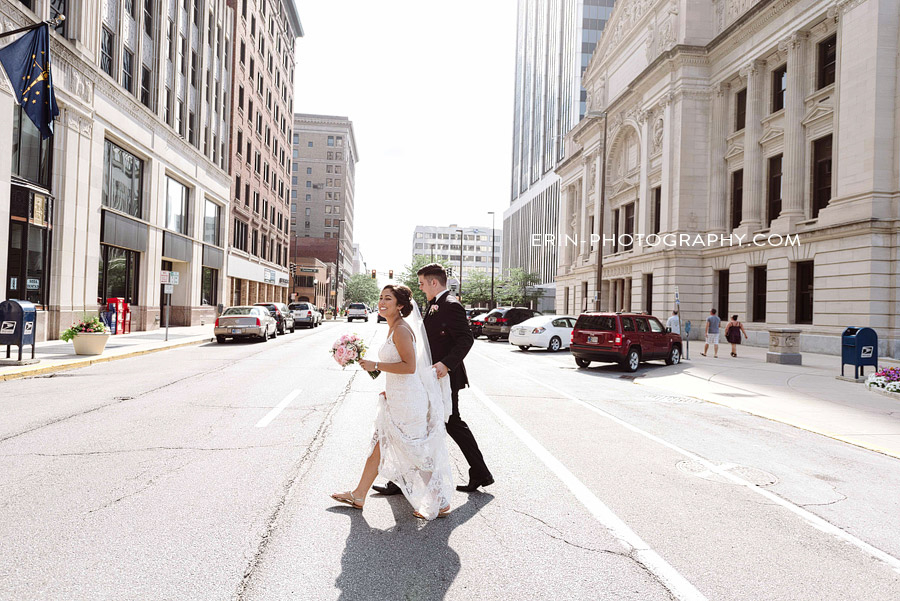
[594,111,608,311]
[488,211,496,309]
[456,228,464,298]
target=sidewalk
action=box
[635,342,900,459]
[0,325,216,382]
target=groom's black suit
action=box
[424,291,492,483]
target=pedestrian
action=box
[702,308,720,358]
[666,310,680,335]
[725,314,747,357]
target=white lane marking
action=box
[474,351,900,575]
[470,385,708,601]
[255,389,302,428]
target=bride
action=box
[331,284,454,520]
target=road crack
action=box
[232,374,354,601]
[86,457,195,514]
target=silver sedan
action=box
[215,306,277,343]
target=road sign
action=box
[164,284,174,294]
[161,270,180,285]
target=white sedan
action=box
[508,315,577,352]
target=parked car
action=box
[289,301,321,328]
[482,307,543,341]
[509,315,577,352]
[347,303,369,322]
[570,312,682,372]
[215,306,276,343]
[469,312,490,339]
[254,302,294,334]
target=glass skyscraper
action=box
[504,0,614,312]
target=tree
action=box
[398,255,453,309]
[462,271,492,307]
[345,274,380,307]
[497,269,542,308]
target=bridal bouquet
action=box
[331,334,380,379]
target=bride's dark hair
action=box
[382,284,414,317]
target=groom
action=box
[373,263,494,494]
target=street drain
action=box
[646,394,704,404]
[677,460,778,487]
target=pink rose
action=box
[333,345,348,366]
[345,347,358,362]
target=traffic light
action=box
[389,269,394,279]
[371,269,376,279]
[290,263,296,275]
[447,266,453,277]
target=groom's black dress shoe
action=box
[456,474,494,493]
[372,481,402,495]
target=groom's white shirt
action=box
[432,288,450,303]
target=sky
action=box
[292,0,518,277]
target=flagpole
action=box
[0,16,64,40]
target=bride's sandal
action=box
[413,506,451,519]
[331,491,364,509]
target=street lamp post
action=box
[487,211,495,309]
[334,219,345,313]
[456,228,464,299]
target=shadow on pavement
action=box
[328,493,492,600]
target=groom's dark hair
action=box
[417,263,447,286]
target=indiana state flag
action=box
[0,23,59,139]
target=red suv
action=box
[570,312,682,372]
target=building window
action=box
[717,269,729,319]
[752,266,767,322]
[308,141,313,147]
[766,155,782,227]
[735,88,746,132]
[102,140,143,218]
[327,136,334,146]
[101,27,115,76]
[122,49,134,92]
[305,194,311,201]
[731,170,743,231]
[98,244,140,305]
[140,66,152,107]
[817,35,837,89]
[201,266,218,306]
[203,199,221,246]
[143,0,153,36]
[795,261,814,325]
[612,209,619,253]
[623,203,635,251]
[11,105,52,187]
[812,135,832,219]
[6,188,51,306]
[651,187,661,235]
[772,64,787,113]
[165,177,190,235]
[307,167,312,175]
[644,273,653,314]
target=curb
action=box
[0,336,215,382]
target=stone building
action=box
[1,0,233,340]
[556,0,899,357]
[225,0,302,307]
[290,113,358,310]
[412,224,503,278]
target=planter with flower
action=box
[864,366,900,399]
[60,316,111,356]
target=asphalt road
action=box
[1,319,899,600]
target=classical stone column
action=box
[608,280,617,312]
[778,32,809,227]
[624,277,632,312]
[580,156,591,259]
[709,83,730,232]
[594,150,603,257]
[559,183,570,269]
[740,61,765,231]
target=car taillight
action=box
[214,318,219,327]
[614,335,622,346]
[532,327,545,334]
[497,318,508,324]
[256,318,261,326]
[307,311,312,316]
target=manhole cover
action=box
[677,460,778,487]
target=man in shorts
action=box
[702,308,720,358]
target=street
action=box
[2,320,900,600]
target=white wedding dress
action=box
[370,325,454,520]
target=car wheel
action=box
[291,326,296,333]
[666,346,681,365]
[518,345,530,351]
[488,336,499,341]
[624,348,640,372]
[216,336,226,344]
[271,326,277,339]
[575,358,591,368]
[548,336,561,352]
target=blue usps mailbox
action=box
[0,299,37,361]
[841,326,878,379]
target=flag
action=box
[0,23,59,139]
